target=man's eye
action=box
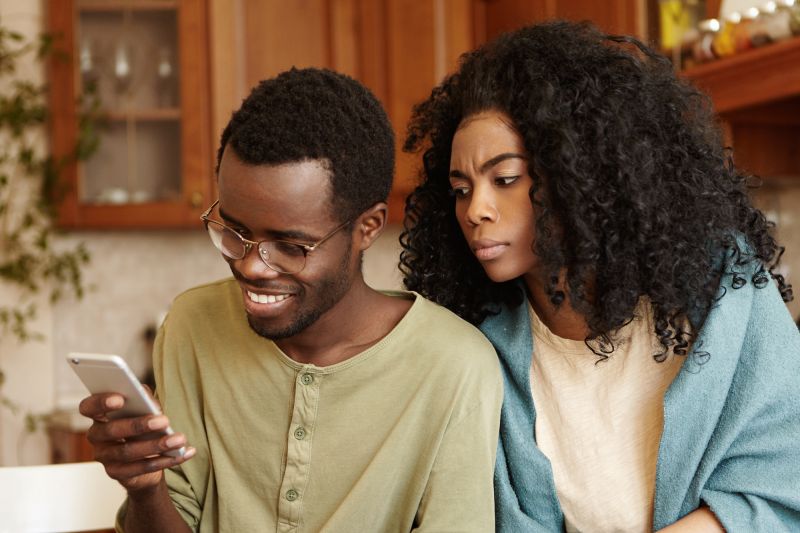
[230,226,250,237]
[273,241,306,257]
[495,176,519,186]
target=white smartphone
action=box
[67,352,185,458]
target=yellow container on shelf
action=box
[660,0,694,50]
[713,11,741,57]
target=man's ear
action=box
[354,202,388,252]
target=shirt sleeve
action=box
[699,282,800,532]
[114,319,202,533]
[162,466,201,532]
[153,317,204,531]
[412,373,503,532]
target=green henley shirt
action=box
[117,278,502,532]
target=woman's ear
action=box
[354,202,388,252]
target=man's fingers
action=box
[78,393,124,420]
[103,447,197,485]
[87,414,169,444]
[94,432,189,463]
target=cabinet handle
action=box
[189,191,204,208]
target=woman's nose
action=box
[464,188,498,226]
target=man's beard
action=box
[245,241,354,340]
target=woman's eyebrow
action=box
[450,152,527,179]
[479,152,527,172]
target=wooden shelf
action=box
[77,0,178,11]
[104,108,181,121]
[57,200,203,230]
[681,37,800,181]
[682,37,800,114]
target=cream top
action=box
[529,301,683,533]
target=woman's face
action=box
[449,110,539,282]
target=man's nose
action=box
[235,245,282,279]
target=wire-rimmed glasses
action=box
[200,200,351,274]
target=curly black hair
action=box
[217,67,395,222]
[400,20,792,359]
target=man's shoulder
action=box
[393,291,489,337]
[168,278,240,321]
[173,277,237,303]
[391,291,499,369]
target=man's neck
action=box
[274,279,411,367]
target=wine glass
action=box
[113,41,134,104]
[155,46,176,108]
[79,38,101,93]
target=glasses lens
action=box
[206,221,246,259]
[258,241,306,274]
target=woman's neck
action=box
[523,271,590,341]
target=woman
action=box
[401,21,800,532]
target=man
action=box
[79,68,503,532]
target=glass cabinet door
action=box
[48,0,212,229]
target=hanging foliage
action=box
[0,23,99,344]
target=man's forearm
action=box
[124,478,193,533]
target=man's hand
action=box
[79,392,196,493]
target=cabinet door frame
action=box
[47,0,214,230]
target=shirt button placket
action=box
[277,366,320,530]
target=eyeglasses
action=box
[200,199,352,274]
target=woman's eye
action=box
[449,186,470,198]
[495,176,519,186]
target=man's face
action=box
[215,147,357,340]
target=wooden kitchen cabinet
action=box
[48,426,94,464]
[682,37,800,179]
[209,0,479,224]
[47,0,213,229]
[47,1,652,228]
[208,0,646,224]
[474,0,643,41]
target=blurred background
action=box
[1,0,798,466]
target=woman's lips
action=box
[472,239,509,261]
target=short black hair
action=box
[217,67,395,222]
[401,20,791,359]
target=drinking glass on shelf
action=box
[113,41,134,104]
[155,46,176,108]
[79,38,97,86]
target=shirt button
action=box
[294,427,307,440]
[300,373,314,385]
[286,489,299,501]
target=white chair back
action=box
[0,461,126,533]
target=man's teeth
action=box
[247,291,290,304]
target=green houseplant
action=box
[0,20,98,426]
